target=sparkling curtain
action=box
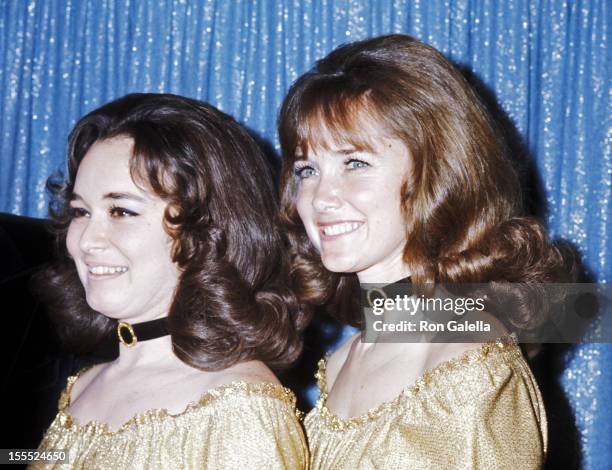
[1,1,609,467]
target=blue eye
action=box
[346,159,369,170]
[110,206,139,218]
[294,165,317,179]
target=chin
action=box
[320,254,360,274]
[85,294,123,317]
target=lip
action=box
[317,220,364,240]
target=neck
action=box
[114,334,181,369]
[356,250,411,284]
[111,315,175,369]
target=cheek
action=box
[144,230,179,270]
[295,190,321,247]
[355,185,406,236]
[65,222,81,259]
[381,201,407,235]
[159,237,179,270]
[295,187,312,225]
[349,185,386,218]
[65,223,88,287]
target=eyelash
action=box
[68,206,139,219]
[293,158,370,179]
[109,205,139,218]
[294,164,316,179]
[69,207,89,219]
[344,158,369,170]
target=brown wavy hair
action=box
[278,34,573,329]
[37,93,309,370]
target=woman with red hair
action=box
[278,34,571,469]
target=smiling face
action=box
[66,136,181,322]
[294,125,412,283]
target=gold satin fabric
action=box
[33,371,308,469]
[305,337,547,470]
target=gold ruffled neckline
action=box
[314,335,521,431]
[57,370,299,436]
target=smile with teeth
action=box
[88,265,128,275]
[321,222,363,237]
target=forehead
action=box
[76,137,132,181]
[74,137,153,199]
[296,117,409,162]
[295,106,394,160]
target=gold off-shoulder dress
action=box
[305,336,547,470]
[32,370,308,470]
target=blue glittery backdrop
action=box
[0,1,610,467]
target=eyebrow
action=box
[104,192,146,202]
[336,148,363,155]
[70,192,146,202]
[295,147,372,161]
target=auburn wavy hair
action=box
[37,93,309,370]
[278,34,573,329]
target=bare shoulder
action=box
[135,361,283,414]
[422,315,508,373]
[204,360,281,389]
[423,307,509,370]
[69,363,107,403]
[423,342,485,371]
[325,332,360,389]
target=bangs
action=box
[293,87,383,159]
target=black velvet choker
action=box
[361,276,412,308]
[91,317,170,362]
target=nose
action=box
[312,174,342,212]
[78,216,109,253]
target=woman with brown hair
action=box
[34,93,308,469]
[278,35,570,469]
